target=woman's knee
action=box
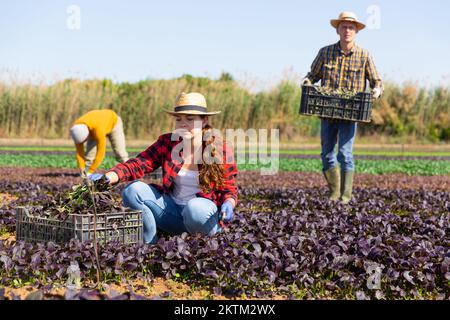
[122,181,158,207]
[183,198,219,235]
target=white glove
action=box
[301,77,312,86]
[372,87,382,99]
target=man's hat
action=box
[330,11,366,31]
[70,124,89,144]
[165,92,221,116]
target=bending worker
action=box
[69,109,129,177]
[301,11,383,204]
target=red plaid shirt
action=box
[110,133,238,207]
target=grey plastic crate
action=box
[16,207,143,245]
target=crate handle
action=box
[17,206,34,218]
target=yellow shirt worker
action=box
[70,109,129,176]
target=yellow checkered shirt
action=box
[306,42,382,92]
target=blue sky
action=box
[1,0,449,90]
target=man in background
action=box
[301,11,383,204]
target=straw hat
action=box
[165,92,221,116]
[330,11,365,31]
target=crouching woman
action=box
[89,92,238,244]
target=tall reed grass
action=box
[0,74,448,142]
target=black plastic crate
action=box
[299,85,373,122]
[16,207,143,245]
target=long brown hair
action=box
[199,123,225,193]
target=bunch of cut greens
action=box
[30,176,125,220]
[314,86,359,99]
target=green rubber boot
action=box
[323,167,341,201]
[340,171,354,204]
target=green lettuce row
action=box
[0,154,449,176]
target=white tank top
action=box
[170,168,201,205]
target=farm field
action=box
[2,0,450,307]
[0,145,449,300]
[0,145,449,175]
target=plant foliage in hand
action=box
[30,178,125,220]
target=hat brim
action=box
[165,109,221,116]
[330,19,366,31]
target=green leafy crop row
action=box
[0,154,448,176]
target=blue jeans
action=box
[122,181,222,244]
[320,119,357,172]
